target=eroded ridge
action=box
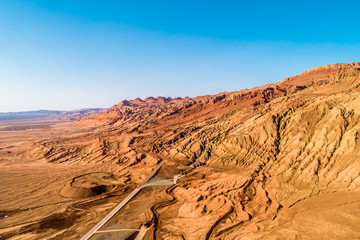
[1,63,360,239]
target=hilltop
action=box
[1,62,360,239]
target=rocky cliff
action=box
[32,62,360,239]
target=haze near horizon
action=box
[1,0,360,112]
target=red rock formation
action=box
[7,62,360,239]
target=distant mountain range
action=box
[0,108,106,121]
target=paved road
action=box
[80,187,141,240]
[140,178,173,188]
[80,163,166,240]
[135,226,148,240]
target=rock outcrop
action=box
[32,62,360,239]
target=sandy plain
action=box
[0,119,161,240]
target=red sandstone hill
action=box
[4,62,360,240]
[80,62,360,128]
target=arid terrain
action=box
[1,62,360,240]
[0,108,105,121]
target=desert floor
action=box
[0,119,169,240]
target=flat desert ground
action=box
[0,119,163,240]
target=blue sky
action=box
[1,1,360,112]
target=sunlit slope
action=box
[31,62,360,239]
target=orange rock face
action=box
[1,62,360,239]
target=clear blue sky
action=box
[1,0,360,112]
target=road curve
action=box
[80,163,163,240]
[80,187,141,240]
